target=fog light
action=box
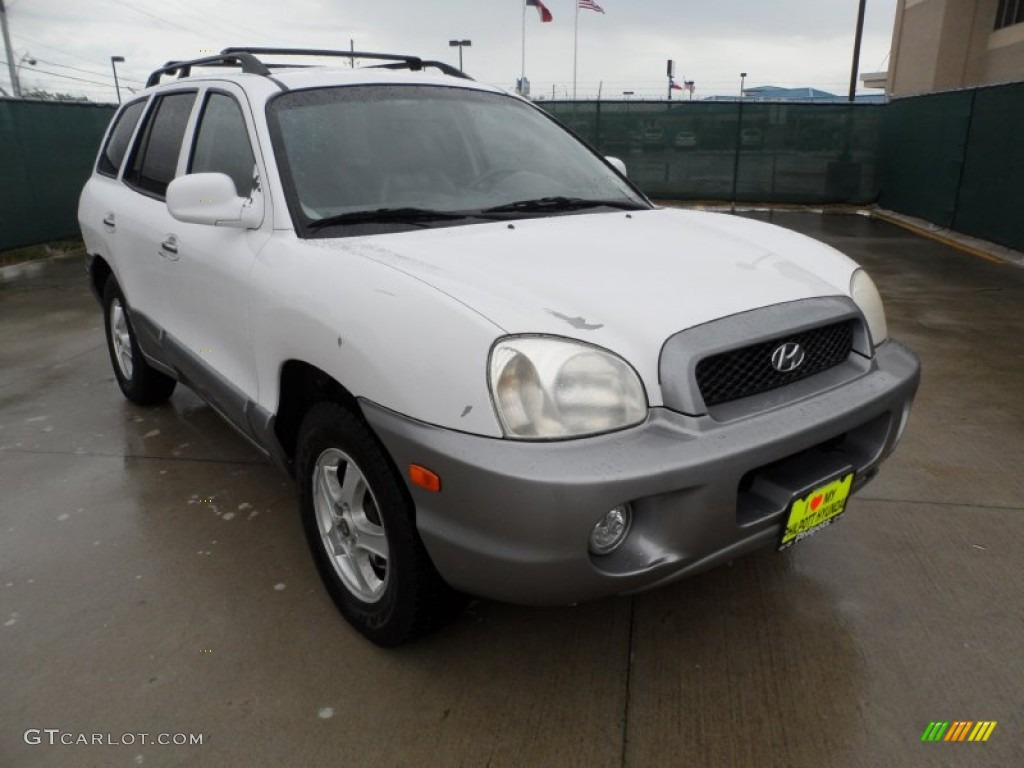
[589,504,632,555]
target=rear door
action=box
[78,97,148,293]
[115,89,199,349]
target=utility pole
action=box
[1,0,20,98]
[520,1,526,95]
[848,0,867,102]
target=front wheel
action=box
[103,277,176,405]
[296,402,461,646]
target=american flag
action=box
[578,0,606,12]
[526,0,553,22]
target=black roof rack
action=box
[366,60,470,79]
[220,47,473,80]
[146,47,473,89]
[146,52,270,88]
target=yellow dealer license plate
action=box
[778,473,854,550]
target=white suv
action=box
[79,48,920,645]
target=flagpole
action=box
[573,1,579,100]
[520,1,526,95]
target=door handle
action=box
[160,236,179,259]
[102,213,116,230]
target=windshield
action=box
[268,84,648,236]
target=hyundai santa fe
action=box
[79,48,920,645]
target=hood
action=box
[321,208,859,401]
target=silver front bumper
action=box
[362,340,920,605]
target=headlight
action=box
[489,337,648,439]
[850,269,888,346]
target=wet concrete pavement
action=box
[2,214,1022,767]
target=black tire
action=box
[296,401,462,646]
[103,277,177,405]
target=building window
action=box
[995,0,1024,30]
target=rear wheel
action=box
[103,278,176,405]
[296,402,462,646]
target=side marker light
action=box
[409,464,441,492]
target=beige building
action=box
[887,0,1024,96]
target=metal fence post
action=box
[730,99,744,210]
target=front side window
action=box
[268,85,647,237]
[125,91,197,198]
[189,92,257,197]
[97,99,146,178]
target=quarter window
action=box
[125,91,197,198]
[995,0,1024,30]
[97,99,146,178]
[189,92,257,197]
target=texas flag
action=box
[670,79,684,91]
[527,0,553,22]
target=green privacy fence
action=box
[879,81,1024,253]
[0,99,115,252]
[2,86,1023,254]
[954,83,1024,252]
[877,90,972,228]
[540,100,884,205]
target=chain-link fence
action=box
[0,99,115,252]
[540,100,884,205]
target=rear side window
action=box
[189,92,257,196]
[97,99,146,178]
[125,91,197,198]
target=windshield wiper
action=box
[307,207,473,230]
[480,196,646,215]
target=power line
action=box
[25,83,113,91]
[0,59,114,87]
[10,5,265,82]
[31,56,146,85]
[9,33,148,86]
[99,0,220,40]
[9,32,109,66]
[171,0,274,46]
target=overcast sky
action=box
[3,0,898,101]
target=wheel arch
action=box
[88,254,113,305]
[274,360,364,463]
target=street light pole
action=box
[1,0,21,98]
[111,56,125,104]
[448,39,471,72]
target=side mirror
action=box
[605,156,627,178]
[166,173,261,229]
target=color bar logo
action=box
[921,721,997,742]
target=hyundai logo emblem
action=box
[771,342,806,373]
